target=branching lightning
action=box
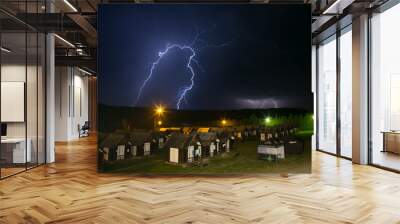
[135,29,234,109]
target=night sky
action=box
[98,4,312,111]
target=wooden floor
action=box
[1,167,26,178]
[1,135,400,224]
[372,151,400,171]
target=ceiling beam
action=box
[67,13,97,41]
[55,55,96,71]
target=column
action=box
[46,0,55,163]
[352,14,369,164]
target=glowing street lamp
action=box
[265,117,271,124]
[154,105,165,129]
[155,105,164,115]
[222,119,227,126]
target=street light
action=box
[265,117,271,124]
[222,119,227,126]
[154,105,165,129]
[155,105,164,115]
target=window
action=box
[0,2,46,179]
[370,3,400,171]
[339,28,352,158]
[317,35,337,154]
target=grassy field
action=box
[293,130,314,139]
[102,136,312,174]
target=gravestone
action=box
[144,142,151,156]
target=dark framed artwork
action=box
[98,4,313,174]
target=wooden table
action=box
[382,131,400,154]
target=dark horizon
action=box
[98,103,312,133]
[99,103,312,113]
[98,4,312,111]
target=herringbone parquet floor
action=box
[1,135,400,224]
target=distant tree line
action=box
[241,113,313,131]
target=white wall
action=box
[55,67,70,141]
[1,65,26,139]
[55,67,89,141]
[72,73,89,138]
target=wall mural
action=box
[98,4,313,174]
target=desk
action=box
[382,131,400,154]
[1,138,31,164]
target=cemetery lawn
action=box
[102,136,312,174]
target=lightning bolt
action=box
[135,30,234,109]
